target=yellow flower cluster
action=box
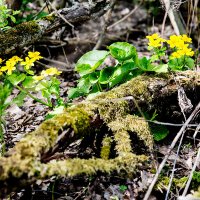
[21,51,43,70]
[0,51,43,76]
[167,35,194,59]
[146,33,194,59]
[0,56,22,75]
[33,67,62,81]
[146,33,166,48]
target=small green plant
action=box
[68,34,195,99]
[0,52,63,154]
[0,80,12,155]
[0,0,20,30]
[119,184,128,192]
[0,52,63,109]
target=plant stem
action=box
[16,85,52,108]
[97,81,102,92]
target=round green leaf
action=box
[151,124,169,141]
[108,42,137,61]
[75,50,109,76]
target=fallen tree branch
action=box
[0,0,111,57]
[0,71,200,197]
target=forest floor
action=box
[2,1,200,199]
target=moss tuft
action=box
[100,136,112,159]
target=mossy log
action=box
[0,71,200,197]
[0,0,111,57]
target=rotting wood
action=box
[0,71,200,197]
[0,0,111,57]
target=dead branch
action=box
[0,0,111,57]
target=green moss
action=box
[156,176,188,191]
[114,130,132,156]
[41,14,56,22]
[108,115,153,150]
[0,107,92,180]
[40,154,148,178]
[4,73,200,182]
[100,136,112,159]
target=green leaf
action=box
[41,88,51,99]
[119,185,128,192]
[77,76,92,94]
[67,88,83,99]
[185,57,194,69]
[89,72,99,84]
[168,58,183,71]
[75,64,92,77]
[99,67,115,84]
[86,91,102,100]
[12,10,20,15]
[150,64,168,73]
[0,81,13,111]
[151,124,169,141]
[108,62,136,88]
[35,80,49,91]
[24,68,34,75]
[22,76,35,88]
[138,57,151,71]
[45,105,65,120]
[13,91,26,106]
[109,73,129,88]
[150,54,159,62]
[35,11,48,19]
[9,15,16,23]
[108,42,137,61]
[7,73,26,86]
[49,77,60,96]
[75,50,109,76]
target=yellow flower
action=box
[178,46,194,57]
[167,34,192,49]
[171,46,194,59]
[9,56,23,63]
[171,51,182,59]
[1,61,16,75]
[146,33,160,40]
[21,57,34,70]
[146,33,166,48]
[33,75,44,81]
[28,51,43,61]
[148,39,162,48]
[41,68,62,76]
[0,58,3,64]
[0,66,8,72]
[181,34,192,43]
[167,35,183,48]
